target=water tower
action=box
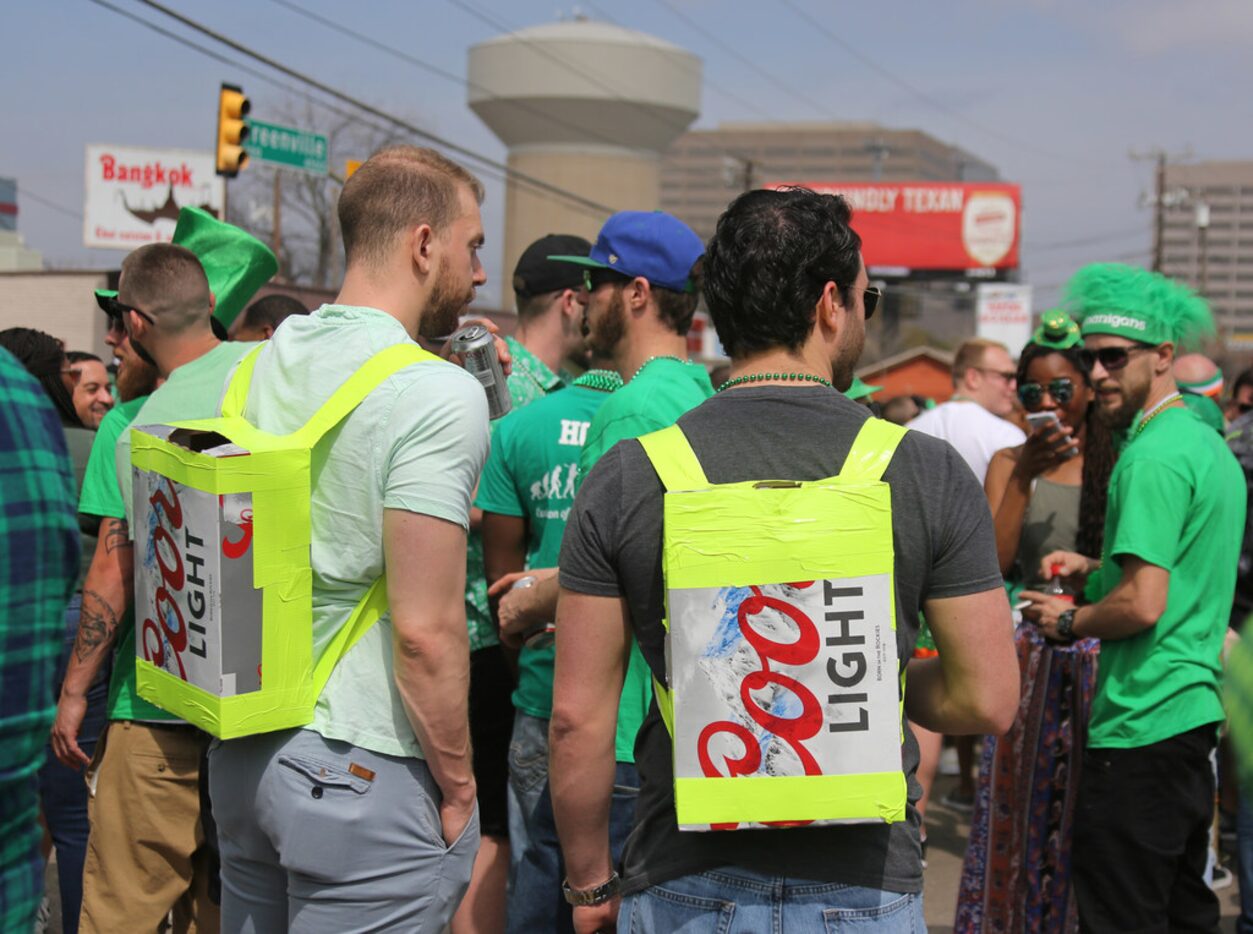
[468,19,701,303]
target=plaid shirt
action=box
[0,349,80,931]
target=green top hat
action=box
[95,207,277,340]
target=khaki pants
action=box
[79,721,219,933]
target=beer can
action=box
[450,324,512,420]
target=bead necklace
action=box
[630,355,685,383]
[717,371,834,392]
[573,368,623,394]
[1133,391,1183,438]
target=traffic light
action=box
[216,83,250,177]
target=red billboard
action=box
[767,181,1021,272]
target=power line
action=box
[777,0,1107,169]
[19,188,83,221]
[648,0,834,120]
[97,0,617,220]
[263,0,678,160]
[576,0,779,121]
[1025,225,1149,254]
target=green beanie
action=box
[1066,263,1214,349]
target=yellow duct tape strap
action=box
[674,771,908,826]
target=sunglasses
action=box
[1018,377,1076,409]
[582,268,631,293]
[99,295,156,330]
[1079,344,1154,372]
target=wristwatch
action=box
[1056,607,1077,642]
[562,872,621,906]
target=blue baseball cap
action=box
[548,210,704,293]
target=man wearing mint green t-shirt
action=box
[1024,263,1245,931]
[477,361,620,932]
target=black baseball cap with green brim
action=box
[93,207,277,341]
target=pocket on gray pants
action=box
[277,753,374,797]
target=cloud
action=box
[1105,0,1253,54]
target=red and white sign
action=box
[768,181,1021,271]
[976,284,1033,354]
[667,576,900,831]
[84,144,225,250]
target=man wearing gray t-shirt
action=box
[550,187,1018,930]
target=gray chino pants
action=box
[208,728,478,933]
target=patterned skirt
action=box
[954,624,1099,933]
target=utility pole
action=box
[865,137,891,182]
[1196,201,1210,297]
[721,155,755,193]
[272,169,282,280]
[1131,146,1193,273]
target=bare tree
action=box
[227,101,407,288]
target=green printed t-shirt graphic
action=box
[579,357,714,762]
[476,381,614,718]
[465,336,566,652]
[1087,406,1244,748]
[77,394,170,721]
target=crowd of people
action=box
[3,143,1253,934]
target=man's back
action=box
[908,399,1025,483]
[561,386,1002,894]
[241,304,488,758]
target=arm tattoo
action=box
[104,519,130,554]
[75,587,122,663]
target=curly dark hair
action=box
[0,327,81,427]
[1016,343,1117,558]
[704,187,862,358]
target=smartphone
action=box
[1025,411,1079,458]
[1026,411,1061,434]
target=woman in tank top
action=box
[955,312,1117,933]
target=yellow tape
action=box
[674,772,908,825]
[134,342,443,737]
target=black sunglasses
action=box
[1018,377,1076,409]
[100,295,156,330]
[1079,344,1154,373]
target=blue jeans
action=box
[36,593,110,934]
[619,867,925,933]
[507,756,640,934]
[506,711,550,890]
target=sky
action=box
[4,0,1253,310]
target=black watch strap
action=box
[563,871,621,906]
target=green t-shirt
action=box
[465,336,566,652]
[475,375,617,719]
[1087,406,1245,748]
[578,356,714,761]
[76,395,166,721]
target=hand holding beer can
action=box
[449,324,511,419]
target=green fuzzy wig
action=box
[1064,263,1215,350]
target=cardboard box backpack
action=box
[131,341,438,737]
[638,417,910,831]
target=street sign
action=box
[244,119,328,175]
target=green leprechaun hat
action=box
[1031,309,1082,350]
[95,207,277,340]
